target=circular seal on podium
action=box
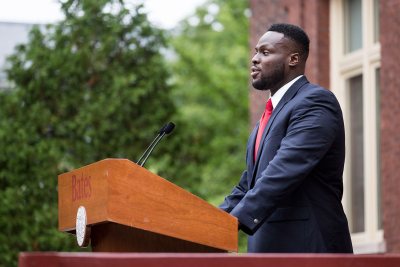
[76,206,91,247]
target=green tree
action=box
[153,0,250,251]
[0,0,174,265]
[166,0,249,205]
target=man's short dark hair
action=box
[268,23,310,60]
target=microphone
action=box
[137,122,175,167]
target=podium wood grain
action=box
[58,159,238,252]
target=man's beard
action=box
[252,63,285,91]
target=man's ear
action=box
[288,53,300,67]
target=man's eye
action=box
[262,51,269,55]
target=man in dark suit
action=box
[220,23,353,253]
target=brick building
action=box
[249,0,400,254]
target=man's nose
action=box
[252,53,260,65]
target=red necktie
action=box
[254,98,273,160]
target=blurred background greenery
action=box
[0,0,249,265]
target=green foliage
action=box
[169,0,249,205]
[0,0,174,265]
[152,0,250,251]
[0,0,251,263]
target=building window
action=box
[348,74,365,234]
[375,67,382,231]
[330,0,383,253]
[344,0,363,53]
[373,0,380,43]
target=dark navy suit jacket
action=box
[220,77,353,253]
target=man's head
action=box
[250,23,310,95]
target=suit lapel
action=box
[250,76,309,186]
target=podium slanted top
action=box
[58,158,238,252]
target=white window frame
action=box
[330,0,384,254]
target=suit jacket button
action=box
[253,219,259,224]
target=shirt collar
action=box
[270,75,303,109]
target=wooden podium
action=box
[58,159,238,253]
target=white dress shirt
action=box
[270,75,303,109]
